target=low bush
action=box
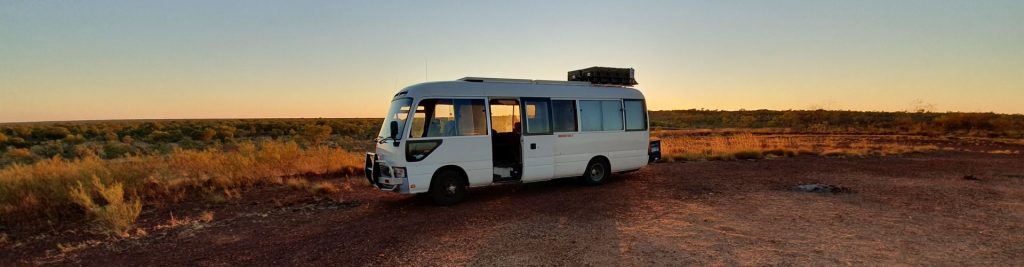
[68,176,143,237]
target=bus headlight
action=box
[392,167,407,178]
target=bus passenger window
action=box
[601,100,623,131]
[410,99,455,138]
[454,99,487,136]
[411,98,487,138]
[579,100,623,131]
[523,99,551,134]
[552,100,578,132]
[624,100,647,131]
[580,100,603,131]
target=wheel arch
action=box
[431,165,469,190]
[589,155,611,170]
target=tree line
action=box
[651,109,1024,137]
[0,119,381,166]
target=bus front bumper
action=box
[376,177,406,191]
[365,153,410,193]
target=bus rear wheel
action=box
[582,159,610,186]
[429,169,466,205]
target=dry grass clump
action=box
[67,176,143,237]
[286,178,311,190]
[819,149,852,157]
[0,139,363,228]
[310,181,340,196]
[286,178,342,199]
[732,150,765,160]
[198,211,214,222]
[658,131,940,161]
[155,211,214,232]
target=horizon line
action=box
[3,108,1022,125]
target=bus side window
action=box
[411,99,455,138]
[552,100,578,132]
[579,100,603,131]
[579,100,623,131]
[410,104,427,138]
[601,100,623,131]
[523,99,551,135]
[454,99,487,136]
[411,98,487,138]
[624,99,647,131]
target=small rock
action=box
[794,183,853,194]
[963,175,980,181]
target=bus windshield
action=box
[378,98,412,141]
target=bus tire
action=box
[582,158,610,186]
[429,169,466,205]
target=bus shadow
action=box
[375,174,633,209]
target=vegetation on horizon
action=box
[0,118,379,167]
[651,109,1024,138]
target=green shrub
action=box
[103,142,133,159]
[35,127,72,140]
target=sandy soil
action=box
[4,150,1024,266]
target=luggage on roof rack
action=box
[567,67,637,86]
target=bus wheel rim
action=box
[590,164,604,180]
[446,179,457,195]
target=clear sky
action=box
[2,0,1022,122]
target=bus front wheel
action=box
[429,169,466,205]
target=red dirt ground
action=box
[4,150,1024,266]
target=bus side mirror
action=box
[389,121,399,140]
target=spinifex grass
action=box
[0,140,363,227]
[657,131,939,162]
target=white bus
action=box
[365,76,659,205]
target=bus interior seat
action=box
[443,121,457,136]
[427,120,441,137]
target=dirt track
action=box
[9,151,1024,266]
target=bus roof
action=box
[394,78,645,100]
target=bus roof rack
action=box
[459,77,593,86]
[568,67,638,86]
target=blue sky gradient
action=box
[2,0,1022,122]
